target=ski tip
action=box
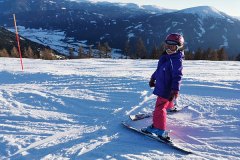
[129,113,152,121]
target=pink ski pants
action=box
[153,97,174,130]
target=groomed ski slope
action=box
[0,58,239,160]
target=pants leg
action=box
[153,97,169,130]
[166,101,174,110]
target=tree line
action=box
[68,42,111,59]
[1,38,240,61]
[185,48,229,61]
[0,46,62,60]
[123,37,240,61]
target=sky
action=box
[91,0,240,17]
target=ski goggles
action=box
[165,40,179,45]
[165,44,178,51]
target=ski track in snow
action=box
[0,58,239,160]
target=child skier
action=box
[142,33,184,140]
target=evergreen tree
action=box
[124,40,130,59]
[40,49,56,60]
[203,48,213,60]
[88,45,93,58]
[158,43,165,55]
[25,46,34,58]
[150,45,158,59]
[78,46,84,59]
[103,42,111,58]
[149,43,164,59]
[235,53,240,61]
[97,42,103,58]
[136,37,147,59]
[0,48,9,57]
[11,46,19,58]
[69,47,74,59]
[217,47,228,61]
[194,48,204,60]
[209,49,218,61]
[97,42,111,58]
[24,48,27,58]
[184,50,194,60]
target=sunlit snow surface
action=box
[0,58,239,159]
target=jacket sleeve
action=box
[151,61,160,80]
[151,55,165,80]
[170,58,183,91]
[151,70,157,80]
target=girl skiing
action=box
[142,33,184,140]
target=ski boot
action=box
[167,107,178,113]
[167,98,181,113]
[141,125,171,141]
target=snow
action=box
[180,6,226,19]
[134,24,142,29]
[127,33,135,39]
[134,24,144,32]
[209,24,216,29]
[7,26,88,55]
[197,18,205,37]
[49,1,56,4]
[220,35,229,48]
[7,27,123,58]
[172,21,178,28]
[90,20,97,24]
[227,18,235,24]
[0,58,240,159]
[166,27,171,33]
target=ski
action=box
[122,121,193,154]
[129,106,188,121]
[129,112,152,121]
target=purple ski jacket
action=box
[151,50,184,99]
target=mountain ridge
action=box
[178,6,228,19]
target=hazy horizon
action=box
[85,0,240,17]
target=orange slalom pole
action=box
[13,14,24,71]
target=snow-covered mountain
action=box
[236,16,240,20]
[0,58,239,159]
[0,0,240,57]
[179,6,227,19]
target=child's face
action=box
[165,44,178,54]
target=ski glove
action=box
[169,90,179,101]
[149,79,155,87]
